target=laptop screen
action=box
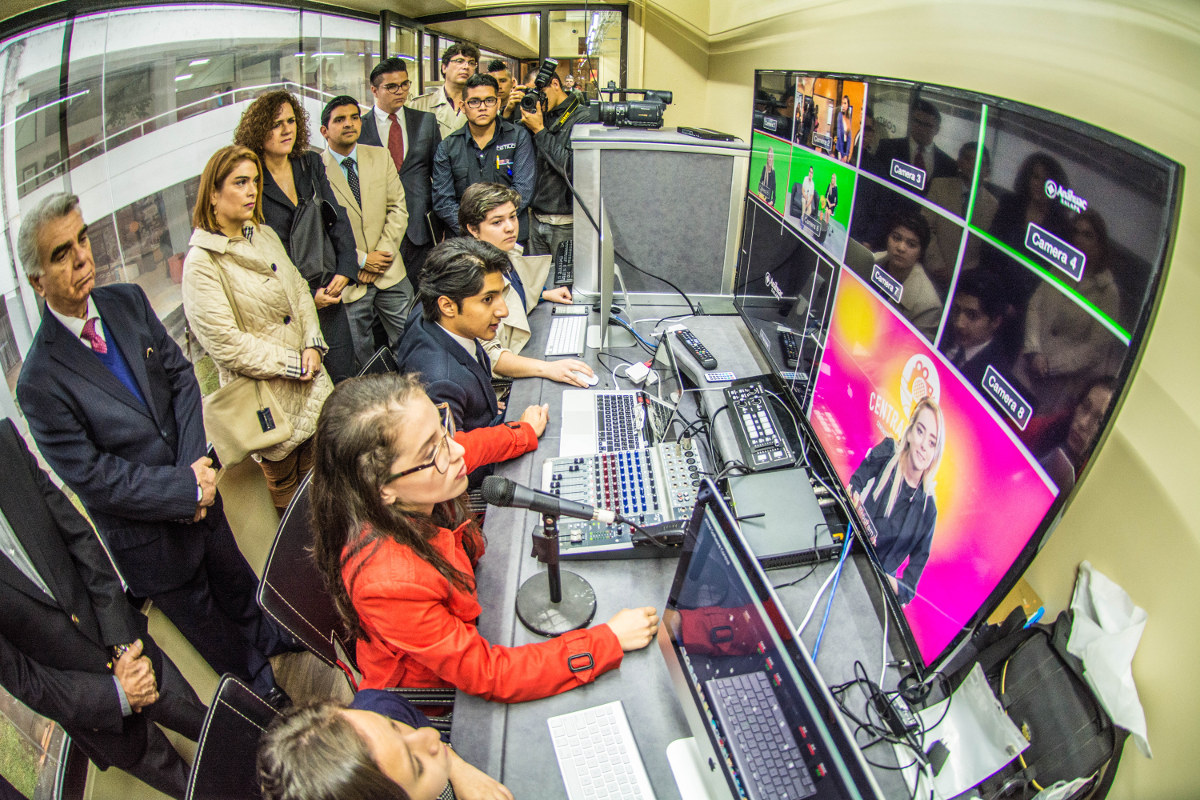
[660,479,882,800]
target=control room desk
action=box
[450,307,907,799]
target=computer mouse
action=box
[570,370,599,387]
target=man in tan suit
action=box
[922,141,1000,291]
[320,95,412,363]
[408,42,478,139]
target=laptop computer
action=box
[657,478,884,800]
[559,336,684,457]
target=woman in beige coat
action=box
[182,145,333,512]
[456,183,594,387]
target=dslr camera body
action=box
[521,58,560,114]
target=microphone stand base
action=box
[516,571,597,637]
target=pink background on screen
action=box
[809,272,1057,664]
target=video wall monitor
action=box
[734,70,1182,674]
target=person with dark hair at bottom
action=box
[520,63,599,258]
[874,99,957,194]
[432,73,535,239]
[320,96,413,361]
[458,182,594,387]
[943,269,1017,390]
[234,90,360,381]
[860,210,943,340]
[259,694,512,800]
[394,238,550,456]
[308,373,658,699]
[849,398,945,606]
[16,193,298,712]
[0,419,207,799]
[410,42,480,139]
[359,57,443,286]
[1023,378,1116,494]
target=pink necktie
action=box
[81,317,107,354]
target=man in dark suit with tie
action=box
[358,57,443,288]
[15,194,296,712]
[873,99,958,196]
[943,269,1017,392]
[0,418,207,798]
[394,238,547,484]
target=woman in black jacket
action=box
[235,90,359,382]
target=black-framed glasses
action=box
[464,97,499,110]
[379,81,411,93]
[383,403,457,482]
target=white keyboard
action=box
[548,701,658,800]
[546,314,589,357]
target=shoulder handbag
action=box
[288,153,338,293]
[201,261,294,467]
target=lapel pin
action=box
[146,347,154,358]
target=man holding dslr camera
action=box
[519,61,597,257]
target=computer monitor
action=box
[737,70,1183,674]
[658,478,884,800]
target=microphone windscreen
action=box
[480,475,515,506]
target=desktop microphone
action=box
[481,476,623,525]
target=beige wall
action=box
[653,1,1196,797]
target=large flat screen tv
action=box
[739,70,1182,673]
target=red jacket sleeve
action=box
[456,421,538,474]
[355,568,623,703]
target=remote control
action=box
[704,371,736,383]
[675,330,718,369]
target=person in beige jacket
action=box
[456,183,594,388]
[182,145,333,512]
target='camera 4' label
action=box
[1024,222,1086,282]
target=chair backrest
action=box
[357,346,399,377]
[185,675,280,800]
[257,472,359,686]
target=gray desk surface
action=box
[450,307,907,799]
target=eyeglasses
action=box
[447,57,478,68]
[382,403,457,482]
[464,97,499,110]
[378,81,411,93]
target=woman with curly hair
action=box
[234,90,359,382]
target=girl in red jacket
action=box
[311,373,659,701]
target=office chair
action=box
[256,474,455,731]
[185,675,279,800]
[357,346,399,376]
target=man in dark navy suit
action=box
[394,238,546,484]
[359,57,443,286]
[0,418,206,798]
[15,194,296,712]
[873,99,957,196]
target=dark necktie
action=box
[914,147,927,172]
[344,157,362,208]
[474,341,491,377]
[507,266,527,311]
[387,113,405,171]
[81,317,107,354]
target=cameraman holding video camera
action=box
[519,61,598,257]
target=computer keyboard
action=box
[546,313,588,357]
[553,239,575,286]
[596,393,643,451]
[705,672,816,800]
[548,701,657,800]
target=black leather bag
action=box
[288,154,338,293]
